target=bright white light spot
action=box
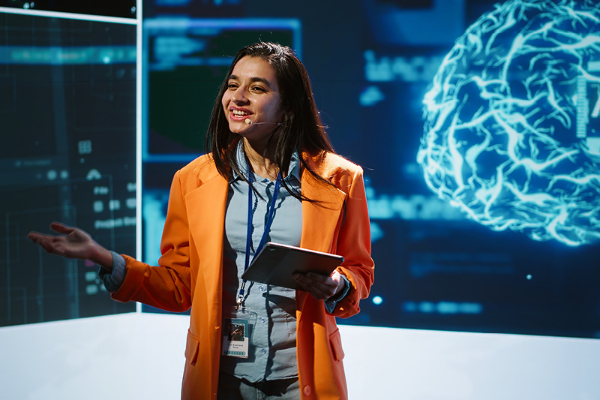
[372,296,383,305]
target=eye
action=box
[251,86,266,92]
[227,82,238,89]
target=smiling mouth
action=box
[231,109,251,117]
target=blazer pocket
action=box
[185,329,200,366]
[329,328,345,361]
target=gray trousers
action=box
[217,371,300,400]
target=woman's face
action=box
[221,56,283,144]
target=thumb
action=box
[50,222,75,234]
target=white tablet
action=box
[241,242,344,290]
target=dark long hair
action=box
[206,42,335,202]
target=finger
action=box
[293,274,336,299]
[302,273,338,293]
[309,273,342,298]
[28,231,43,241]
[37,238,57,254]
[306,272,335,284]
[27,233,61,256]
[295,279,329,299]
[28,232,50,245]
[50,222,74,235]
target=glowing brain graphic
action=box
[417,0,600,246]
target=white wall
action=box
[1,313,600,400]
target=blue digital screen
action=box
[141,0,600,339]
[4,0,598,339]
[419,0,600,247]
[0,13,137,327]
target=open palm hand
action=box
[28,222,106,264]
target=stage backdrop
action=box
[1,1,600,399]
[140,0,600,339]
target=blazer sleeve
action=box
[331,166,375,318]
[110,170,192,312]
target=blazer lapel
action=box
[185,171,229,316]
[299,156,347,253]
[297,155,346,314]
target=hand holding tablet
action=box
[241,242,344,291]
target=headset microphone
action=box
[245,119,283,126]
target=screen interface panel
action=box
[0,11,137,327]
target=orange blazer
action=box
[111,151,374,400]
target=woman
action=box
[28,42,374,400]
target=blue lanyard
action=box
[237,170,282,306]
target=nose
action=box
[232,86,249,104]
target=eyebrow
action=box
[228,75,273,89]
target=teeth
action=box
[232,110,250,116]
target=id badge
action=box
[222,306,256,358]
